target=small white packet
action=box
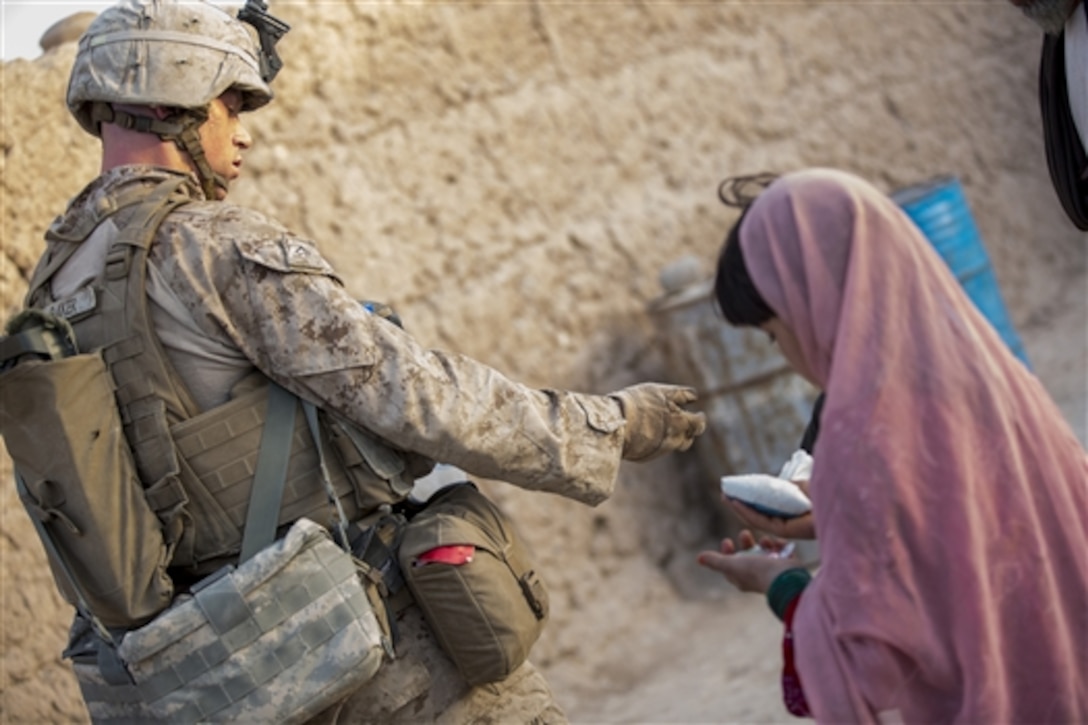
[409,463,469,504]
[778,449,814,482]
[720,473,812,518]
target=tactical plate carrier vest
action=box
[22,177,419,584]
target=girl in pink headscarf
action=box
[697,168,1088,723]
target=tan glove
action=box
[609,383,707,462]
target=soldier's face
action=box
[199,90,252,200]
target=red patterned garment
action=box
[781,595,810,718]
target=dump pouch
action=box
[397,484,549,686]
[0,349,175,628]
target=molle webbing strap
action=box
[101,182,196,475]
[350,512,407,600]
[499,528,547,621]
[97,178,201,489]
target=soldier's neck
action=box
[100,124,191,176]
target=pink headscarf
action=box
[741,169,1088,723]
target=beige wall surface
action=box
[2,1,1084,722]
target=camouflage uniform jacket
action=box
[44,165,627,507]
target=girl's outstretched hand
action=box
[696,530,800,594]
[727,479,817,540]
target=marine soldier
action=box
[17,0,706,721]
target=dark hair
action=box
[713,206,775,327]
[713,173,778,327]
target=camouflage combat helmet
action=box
[66,0,288,198]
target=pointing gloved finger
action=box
[666,385,698,407]
[610,382,707,461]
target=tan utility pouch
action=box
[397,483,549,686]
[0,313,175,628]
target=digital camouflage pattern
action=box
[307,607,568,724]
[74,519,384,724]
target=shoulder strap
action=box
[303,400,353,550]
[238,387,355,560]
[22,178,199,523]
[34,178,203,560]
[26,184,167,308]
[238,383,298,561]
[98,178,203,489]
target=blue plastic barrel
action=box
[892,176,1031,367]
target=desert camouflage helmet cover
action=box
[67,0,273,136]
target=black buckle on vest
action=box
[0,310,78,369]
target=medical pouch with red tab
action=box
[397,483,549,686]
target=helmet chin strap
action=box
[171,115,229,200]
[90,102,228,200]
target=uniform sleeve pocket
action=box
[577,396,625,435]
[232,236,379,376]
